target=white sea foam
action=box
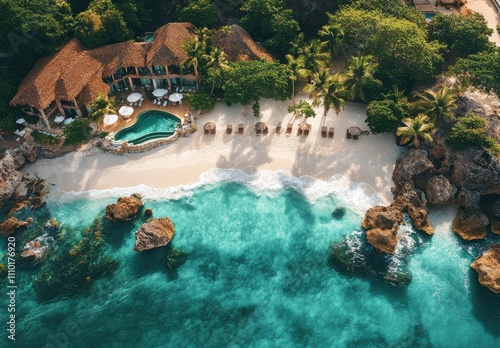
[47,167,383,215]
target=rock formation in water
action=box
[134,217,176,252]
[362,206,403,254]
[0,216,29,236]
[470,244,500,294]
[105,194,144,222]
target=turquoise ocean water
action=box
[1,169,500,347]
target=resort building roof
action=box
[215,24,273,62]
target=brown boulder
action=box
[392,149,434,186]
[407,205,434,235]
[0,217,29,237]
[470,244,500,294]
[452,208,489,240]
[362,206,404,254]
[134,217,176,252]
[489,215,500,235]
[144,208,153,217]
[21,240,46,259]
[105,194,143,222]
[425,175,456,206]
[393,182,434,235]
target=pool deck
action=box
[102,97,189,135]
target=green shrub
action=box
[63,119,92,146]
[366,99,407,134]
[184,93,216,112]
[32,130,60,145]
[446,114,497,151]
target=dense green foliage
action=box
[305,70,346,117]
[396,114,434,148]
[288,100,316,118]
[428,13,493,56]
[184,93,216,112]
[332,8,444,87]
[343,55,382,101]
[451,50,500,96]
[63,119,93,145]
[239,0,300,59]
[346,0,424,25]
[446,114,500,154]
[222,60,290,106]
[365,99,407,134]
[413,85,457,127]
[174,0,218,28]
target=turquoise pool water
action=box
[114,110,180,145]
[1,169,500,347]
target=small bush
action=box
[63,119,92,146]
[446,114,499,153]
[184,93,216,112]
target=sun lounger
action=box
[286,123,292,135]
[238,124,244,134]
[328,127,334,138]
[204,129,209,135]
[321,126,327,138]
[353,134,359,140]
[297,128,303,136]
[226,124,233,134]
[276,122,282,133]
[346,129,352,139]
[210,126,216,135]
[303,128,310,137]
[263,126,268,135]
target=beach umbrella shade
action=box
[119,106,134,118]
[103,114,119,126]
[204,122,215,130]
[348,126,362,136]
[16,118,26,124]
[298,123,311,131]
[54,115,65,124]
[152,88,168,97]
[127,93,143,103]
[255,122,267,130]
[63,118,74,125]
[169,93,183,102]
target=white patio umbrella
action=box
[103,114,119,126]
[127,93,142,103]
[169,93,183,102]
[16,118,26,124]
[119,106,134,118]
[63,118,74,125]
[152,88,168,97]
[54,115,65,124]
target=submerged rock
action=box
[452,208,489,240]
[21,240,47,260]
[134,217,176,252]
[471,244,500,294]
[0,216,29,237]
[362,206,403,254]
[331,207,346,220]
[144,208,153,217]
[105,193,143,222]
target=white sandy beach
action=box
[23,95,402,204]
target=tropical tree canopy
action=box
[173,0,218,28]
[396,114,435,148]
[446,114,499,153]
[63,119,93,146]
[305,69,346,117]
[366,99,408,134]
[413,85,458,127]
[288,100,316,119]
[451,50,500,96]
[89,95,115,128]
[222,60,290,106]
[428,12,493,56]
[318,23,344,58]
[343,55,381,101]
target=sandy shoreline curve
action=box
[23,97,402,205]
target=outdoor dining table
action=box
[169,93,183,103]
[348,126,362,136]
[127,93,142,103]
[152,88,168,97]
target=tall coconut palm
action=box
[299,39,330,76]
[305,69,346,117]
[181,39,206,83]
[343,55,379,101]
[414,85,458,127]
[286,54,309,110]
[205,47,230,96]
[89,95,115,130]
[396,114,435,148]
[318,23,344,59]
[195,26,213,49]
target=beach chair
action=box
[138,101,143,107]
[204,128,209,135]
[153,100,158,105]
[238,124,244,134]
[353,134,359,140]
[303,128,310,137]
[263,126,269,135]
[211,125,216,135]
[346,129,352,139]
[328,127,334,138]
[276,122,282,133]
[163,100,168,107]
[256,128,262,135]
[361,130,370,136]
[286,123,292,135]
[297,128,303,136]
[226,124,233,134]
[321,126,327,138]
[129,102,134,106]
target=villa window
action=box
[138,67,151,76]
[113,68,126,79]
[126,67,136,75]
[153,66,166,76]
[182,66,195,75]
[168,64,180,75]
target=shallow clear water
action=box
[1,170,500,347]
[114,110,180,144]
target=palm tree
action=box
[286,54,309,110]
[305,69,346,117]
[396,114,435,148]
[414,85,458,127]
[343,55,379,101]
[181,39,206,83]
[385,85,410,113]
[205,47,230,96]
[195,26,213,49]
[318,23,344,59]
[298,39,330,76]
[89,95,115,130]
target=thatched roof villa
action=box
[10,23,272,129]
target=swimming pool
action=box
[114,110,181,145]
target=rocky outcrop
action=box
[392,149,434,186]
[362,206,404,254]
[470,244,500,294]
[0,217,29,237]
[452,208,489,240]
[426,175,456,206]
[134,217,176,252]
[21,240,47,259]
[144,208,153,217]
[105,194,143,222]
